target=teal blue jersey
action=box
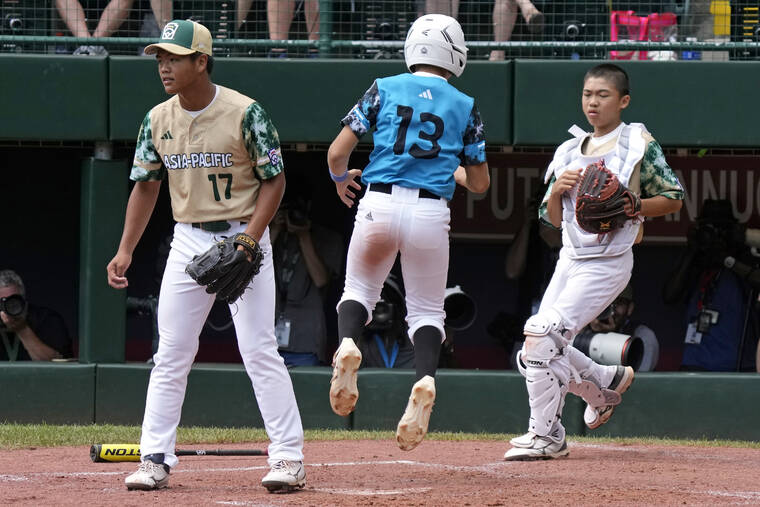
[341,73,486,200]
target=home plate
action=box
[313,487,432,496]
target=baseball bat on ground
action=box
[90,444,268,462]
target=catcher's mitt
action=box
[185,232,263,304]
[575,160,641,235]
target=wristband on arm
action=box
[329,167,348,183]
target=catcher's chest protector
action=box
[550,124,647,258]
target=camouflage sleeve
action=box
[243,101,284,180]
[130,111,165,182]
[340,80,380,138]
[639,140,684,200]
[459,101,487,166]
[538,175,559,229]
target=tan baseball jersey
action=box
[131,85,284,223]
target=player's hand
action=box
[336,169,363,208]
[552,169,581,197]
[0,311,27,333]
[454,166,467,187]
[107,251,132,289]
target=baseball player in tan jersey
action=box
[106,20,305,493]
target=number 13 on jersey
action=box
[393,105,444,160]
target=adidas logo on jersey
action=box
[418,89,433,100]
[365,211,373,221]
[161,130,174,140]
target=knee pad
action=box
[523,335,564,367]
[523,309,572,351]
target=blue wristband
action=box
[329,168,349,183]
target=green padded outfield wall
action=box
[95,365,348,430]
[0,55,108,140]
[108,58,512,145]
[3,54,760,147]
[5,364,758,440]
[513,60,760,147]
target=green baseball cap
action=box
[144,20,212,56]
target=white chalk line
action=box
[0,459,514,483]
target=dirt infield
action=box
[1,439,759,506]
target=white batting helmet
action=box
[404,14,468,77]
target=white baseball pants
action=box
[140,222,304,468]
[340,185,451,341]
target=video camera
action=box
[367,277,477,334]
[1,0,46,53]
[0,294,26,317]
[572,331,645,370]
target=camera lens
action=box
[2,294,26,317]
[565,22,582,39]
[4,14,22,32]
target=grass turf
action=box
[0,424,758,450]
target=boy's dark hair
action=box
[191,52,214,75]
[584,64,629,96]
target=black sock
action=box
[337,300,368,345]
[413,326,442,380]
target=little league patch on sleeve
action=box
[267,148,280,166]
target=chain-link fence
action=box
[1,0,759,59]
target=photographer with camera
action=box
[0,270,72,361]
[664,199,758,372]
[270,194,343,366]
[573,283,658,371]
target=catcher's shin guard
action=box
[523,352,568,436]
[520,310,573,436]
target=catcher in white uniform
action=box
[505,63,684,460]
[326,14,490,451]
[106,20,305,491]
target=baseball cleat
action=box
[585,365,635,429]
[329,337,362,416]
[504,432,569,461]
[396,375,436,451]
[125,456,170,490]
[261,460,306,492]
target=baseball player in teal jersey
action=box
[505,63,684,460]
[106,20,305,492]
[326,14,490,451]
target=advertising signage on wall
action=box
[450,153,760,243]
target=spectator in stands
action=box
[237,0,319,57]
[270,194,343,366]
[426,0,459,19]
[489,0,544,61]
[0,270,73,361]
[575,283,660,372]
[55,0,172,55]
